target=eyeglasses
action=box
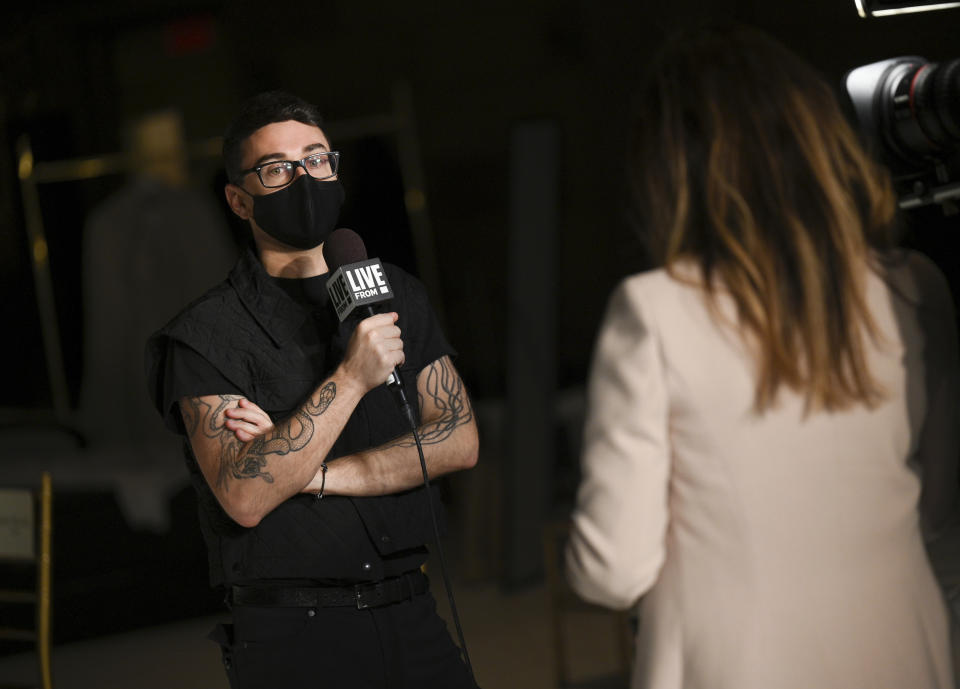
[239,151,340,188]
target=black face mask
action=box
[250,176,345,250]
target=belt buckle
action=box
[354,581,382,610]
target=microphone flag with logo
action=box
[323,228,394,322]
[323,228,404,392]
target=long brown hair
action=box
[631,25,898,412]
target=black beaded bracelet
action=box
[316,462,328,500]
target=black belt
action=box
[231,570,428,610]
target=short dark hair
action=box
[222,90,325,183]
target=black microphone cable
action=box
[385,374,477,686]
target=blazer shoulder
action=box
[608,267,684,318]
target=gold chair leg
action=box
[37,472,53,689]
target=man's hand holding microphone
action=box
[337,310,405,396]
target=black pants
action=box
[211,588,476,689]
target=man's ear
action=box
[224,183,252,220]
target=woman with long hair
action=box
[566,25,958,689]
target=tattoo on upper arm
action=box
[382,358,473,449]
[183,383,337,491]
[181,397,203,437]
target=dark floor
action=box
[0,574,631,689]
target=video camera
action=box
[844,56,960,210]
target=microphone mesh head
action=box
[323,228,368,272]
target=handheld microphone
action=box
[323,228,403,390]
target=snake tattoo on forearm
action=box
[182,383,337,491]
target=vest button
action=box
[362,561,372,572]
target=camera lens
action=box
[881,58,960,165]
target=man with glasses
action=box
[145,90,479,688]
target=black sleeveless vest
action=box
[146,247,447,586]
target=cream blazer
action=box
[566,251,958,689]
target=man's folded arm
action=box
[181,375,364,527]
[181,312,405,526]
[306,355,479,497]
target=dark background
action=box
[1,0,958,645]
